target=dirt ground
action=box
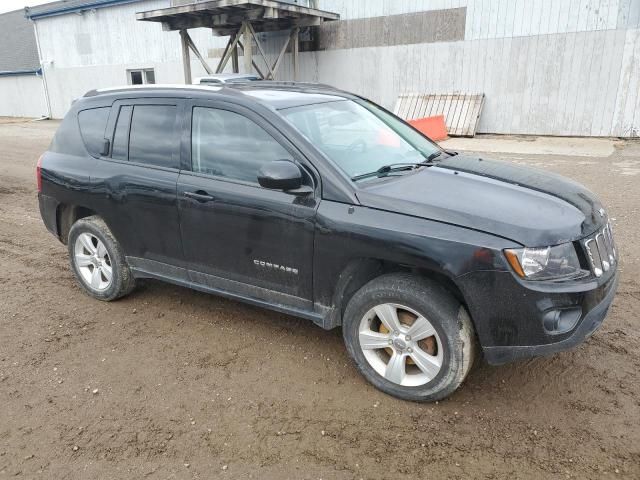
[0,119,639,479]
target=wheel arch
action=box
[56,204,98,244]
[328,258,471,328]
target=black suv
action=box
[37,83,619,401]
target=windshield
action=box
[279,99,441,180]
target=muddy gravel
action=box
[0,119,639,479]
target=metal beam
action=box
[179,29,192,84]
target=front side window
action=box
[279,99,440,180]
[128,104,179,169]
[78,106,110,157]
[191,107,291,183]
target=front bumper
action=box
[482,272,618,364]
[456,267,619,366]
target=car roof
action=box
[83,81,354,110]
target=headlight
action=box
[504,243,584,280]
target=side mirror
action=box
[257,160,310,194]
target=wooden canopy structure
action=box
[136,0,339,83]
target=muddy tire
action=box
[342,273,476,402]
[67,216,135,301]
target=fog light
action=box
[542,307,582,335]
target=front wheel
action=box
[342,273,476,402]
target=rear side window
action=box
[128,105,179,169]
[78,107,110,157]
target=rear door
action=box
[177,100,318,309]
[90,98,185,270]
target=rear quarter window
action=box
[78,107,110,157]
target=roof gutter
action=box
[25,0,141,20]
[0,68,42,76]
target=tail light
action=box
[36,154,43,192]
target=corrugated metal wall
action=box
[35,0,640,137]
[271,0,640,137]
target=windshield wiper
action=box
[350,149,453,182]
[351,162,427,181]
[426,151,443,162]
[425,149,460,162]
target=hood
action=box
[355,155,605,246]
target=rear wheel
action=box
[342,273,476,402]
[68,216,135,301]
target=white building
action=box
[7,0,640,136]
[0,8,48,118]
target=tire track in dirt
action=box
[1,121,639,479]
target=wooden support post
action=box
[184,31,213,75]
[242,21,252,74]
[270,33,292,81]
[180,29,192,84]
[215,34,234,74]
[232,43,239,73]
[246,22,274,79]
[215,29,242,74]
[291,27,300,81]
[237,39,265,79]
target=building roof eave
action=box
[25,0,143,21]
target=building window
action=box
[127,69,155,85]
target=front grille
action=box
[583,222,617,277]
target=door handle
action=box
[184,191,215,202]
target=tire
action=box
[67,216,135,301]
[342,273,476,402]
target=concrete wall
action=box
[0,74,47,118]
[34,0,640,136]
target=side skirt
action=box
[127,256,329,327]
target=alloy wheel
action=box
[74,233,113,291]
[358,303,443,387]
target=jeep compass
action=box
[37,83,619,401]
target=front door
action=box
[177,101,317,309]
